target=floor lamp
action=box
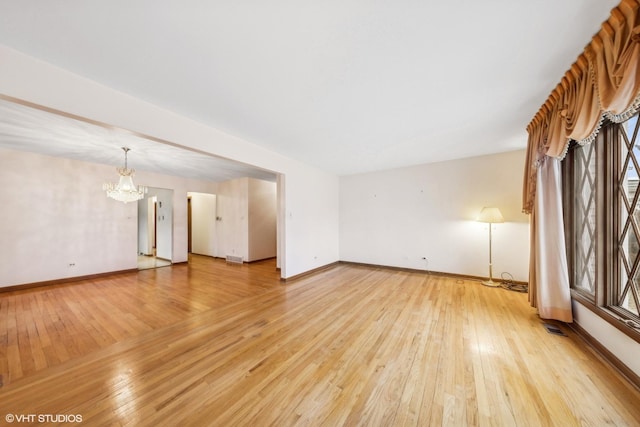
[477,207,504,287]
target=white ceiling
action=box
[0,1,619,178]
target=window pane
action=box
[617,115,640,316]
[572,142,596,294]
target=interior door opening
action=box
[137,188,173,270]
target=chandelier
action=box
[103,147,147,203]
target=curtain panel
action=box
[523,0,640,321]
[523,0,640,214]
[531,158,573,322]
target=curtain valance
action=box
[523,0,640,214]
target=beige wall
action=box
[339,150,530,281]
[248,178,277,262]
[0,148,216,287]
[189,192,217,257]
[216,178,250,260]
[216,177,277,262]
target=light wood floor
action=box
[0,256,639,426]
[137,254,172,270]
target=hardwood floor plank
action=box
[1,256,639,425]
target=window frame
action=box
[563,119,640,344]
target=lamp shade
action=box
[477,207,504,223]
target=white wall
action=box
[288,163,340,273]
[276,174,285,269]
[189,192,217,257]
[573,300,640,378]
[340,150,530,281]
[0,148,217,288]
[0,44,341,278]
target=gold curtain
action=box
[523,0,640,214]
[524,0,640,321]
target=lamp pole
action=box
[477,207,503,287]
[487,222,494,284]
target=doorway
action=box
[137,187,174,270]
[187,192,217,257]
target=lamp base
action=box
[481,279,500,287]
